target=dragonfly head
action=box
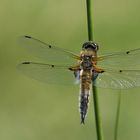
[82,41,99,51]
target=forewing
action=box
[97,48,140,69]
[19,36,79,64]
[94,69,140,89]
[17,62,76,85]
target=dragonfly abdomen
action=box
[79,70,92,124]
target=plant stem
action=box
[86,0,104,140]
[86,0,93,40]
[92,87,104,140]
[114,91,121,140]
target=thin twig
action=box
[86,0,104,140]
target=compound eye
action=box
[85,44,94,49]
[82,42,99,50]
[94,43,99,50]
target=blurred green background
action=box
[0,0,140,140]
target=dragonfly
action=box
[17,35,140,124]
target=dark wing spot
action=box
[119,70,122,73]
[126,51,130,54]
[51,65,54,68]
[69,68,73,71]
[22,62,31,64]
[24,35,31,39]
[49,45,52,48]
[101,70,105,73]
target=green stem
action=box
[114,91,121,140]
[86,0,104,140]
[86,0,93,41]
[92,87,104,140]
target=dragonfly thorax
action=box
[81,55,93,70]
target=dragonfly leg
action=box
[92,66,105,82]
[68,65,80,71]
[68,65,81,83]
[74,70,80,78]
[92,71,99,81]
[94,66,105,73]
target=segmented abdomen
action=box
[79,69,92,124]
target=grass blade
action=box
[114,91,121,140]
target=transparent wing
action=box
[19,36,79,64]
[94,69,140,89]
[17,62,77,85]
[97,48,140,69]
